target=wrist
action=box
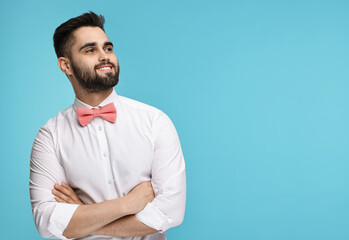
[118,195,134,216]
[121,194,138,215]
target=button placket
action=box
[95,119,112,186]
[94,118,118,198]
[96,123,107,159]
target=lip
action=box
[96,64,113,72]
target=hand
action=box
[124,181,155,214]
[52,182,85,205]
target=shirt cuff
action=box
[47,203,79,239]
[135,202,172,233]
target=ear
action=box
[58,57,73,76]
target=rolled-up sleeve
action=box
[30,125,79,239]
[135,113,186,232]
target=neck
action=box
[75,88,113,107]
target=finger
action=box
[62,181,71,189]
[58,183,85,205]
[52,188,71,202]
[54,184,75,199]
[52,188,74,204]
[60,182,80,202]
[61,182,78,197]
[55,196,67,203]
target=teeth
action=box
[98,67,111,70]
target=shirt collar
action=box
[73,88,119,111]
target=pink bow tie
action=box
[77,103,117,127]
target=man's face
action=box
[68,26,119,92]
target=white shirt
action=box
[29,89,186,240]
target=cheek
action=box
[111,54,119,64]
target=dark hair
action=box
[53,11,105,58]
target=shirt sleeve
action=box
[29,125,79,239]
[135,113,186,232]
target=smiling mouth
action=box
[96,65,113,72]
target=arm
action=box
[53,185,131,237]
[62,181,154,238]
[30,126,153,239]
[61,197,128,238]
[93,215,158,237]
[54,182,159,237]
[51,113,186,237]
[30,126,77,239]
[136,113,186,232]
[94,113,186,236]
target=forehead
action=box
[72,26,110,49]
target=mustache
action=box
[95,61,116,69]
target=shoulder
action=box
[118,95,162,114]
[117,95,174,128]
[40,105,75,133]
[117,95,167,119]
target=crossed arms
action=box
[29,113,186,239]
[52,181,158,238]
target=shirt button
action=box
[108,180,112,184]
[103,152,107,157]
[98,126,102,131]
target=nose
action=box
[98,51,110,62]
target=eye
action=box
[85,48,94,53]
[105,46,113,52]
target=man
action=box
[29,12,186,240]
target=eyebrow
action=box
[79,42,96,51]
[79,41,114,51]
[104,41,113,47]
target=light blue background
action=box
[1,0,349,239]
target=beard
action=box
[70,60,119,93]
